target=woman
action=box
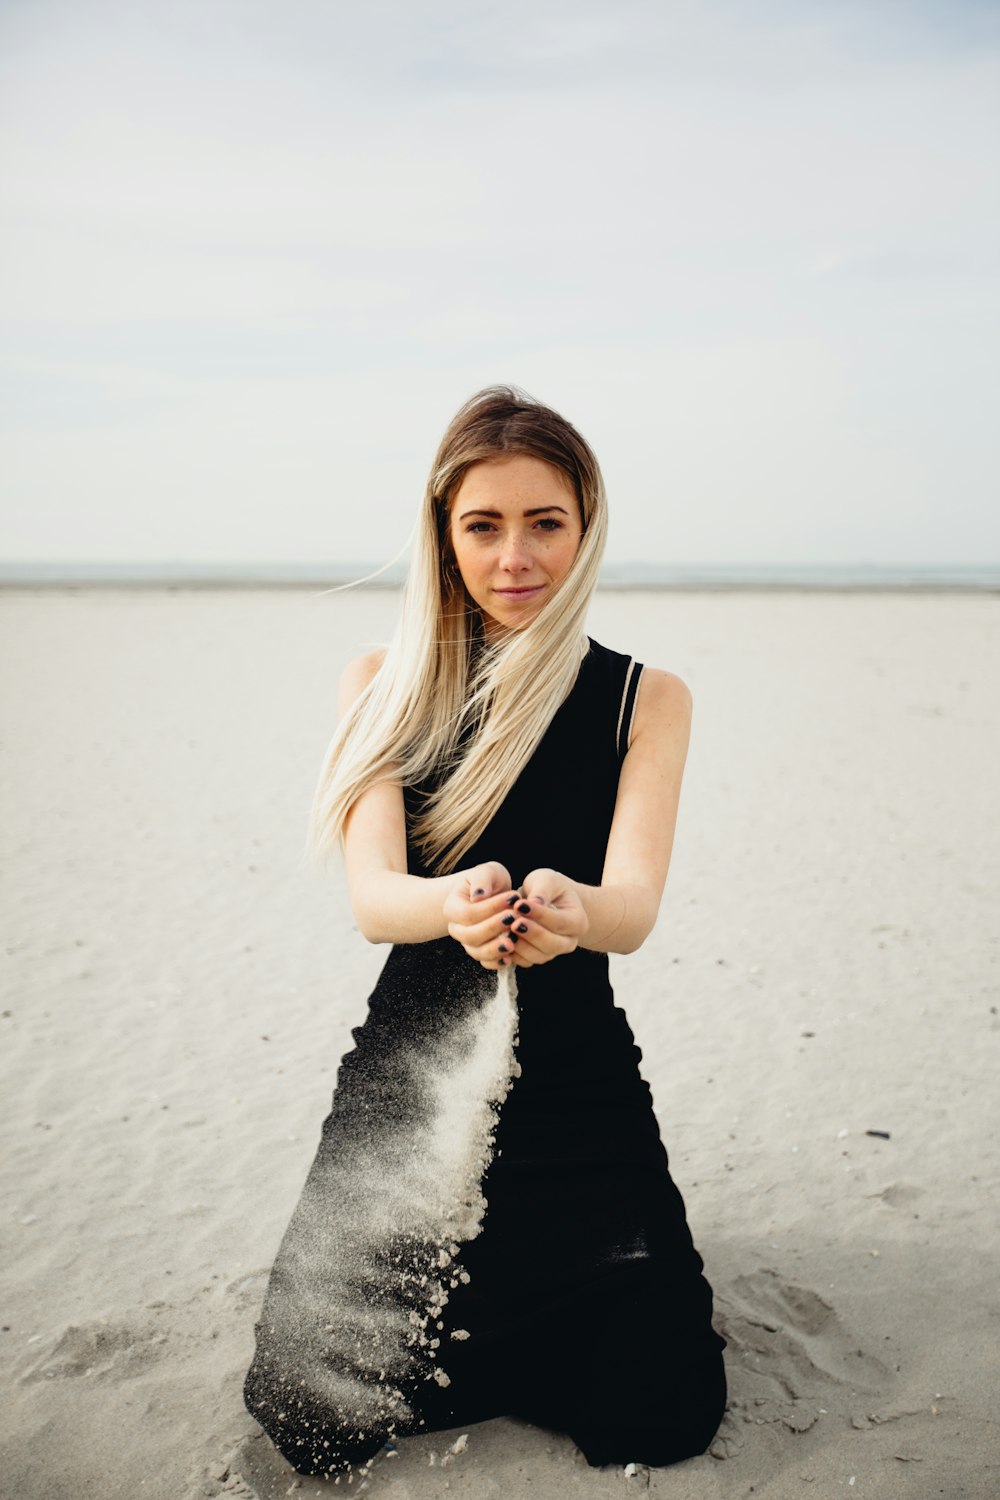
[244,386,726,1477]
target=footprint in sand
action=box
[183,1438,260,1500]
[872,1182,925,1210]
[711,1267,891,1456]
[183,1465,260,1500]
[20,1317,169,1384]
[189,1431,353,1500]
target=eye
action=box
[535,517,564,531]
[465,520,496,534]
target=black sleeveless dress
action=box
[244,639,726,1475]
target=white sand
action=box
[1,586,997,1499]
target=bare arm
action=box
[584,666,693,951]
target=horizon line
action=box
[2,559,999,593]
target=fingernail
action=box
[517,902,530,915]
[498,942,508,953]
[501,914,514,926]
[509,932,520,943]
[505,895,518,907]
[472,888,484,897]
[516,922,528,934]
[498,957,507,966]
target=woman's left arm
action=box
[512,670,693,962]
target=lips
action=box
[492,584,546,599]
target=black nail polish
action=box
[472,887,484,897]
[508,932,520,943]
[517,901,530,915]
[516,922,528,934]
[505,894,518,907]
[498,942,508,953]
[501,914,514,926]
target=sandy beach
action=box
[1,585,997,1500]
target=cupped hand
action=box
[498,867,591,969]
[443,861,518,970]
[444,863,591,971]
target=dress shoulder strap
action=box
[615,656,645,763]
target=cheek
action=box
[552,533,583,575]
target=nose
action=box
[499,529,532,573]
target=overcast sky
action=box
[1,0,997,567]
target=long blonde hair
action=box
[307,385,608,874]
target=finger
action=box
[494,928,543,965]
[504,935,547,966]
[519,883,574,920]
[506,918,575,960]
[453,923,532,962]
[519,868,565,905]
[449,909,519,949]
[451,891,518,927]
[519,902,579,937]
[467,861,513,900]
[495,926,560,966]
[458,939,505,968]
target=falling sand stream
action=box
[244,964,520,1475]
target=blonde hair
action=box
[307,385,608,874]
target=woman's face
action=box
[448,454,583,635]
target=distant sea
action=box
[1,560,998,591]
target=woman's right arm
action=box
[338,651,514,948]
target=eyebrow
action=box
[457,505,571,520]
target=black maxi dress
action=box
[244,638,726,1475]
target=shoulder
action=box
[637,666,692,714]
[338,647,388,717]
[631,667,693,743]
[583,639,691,745]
